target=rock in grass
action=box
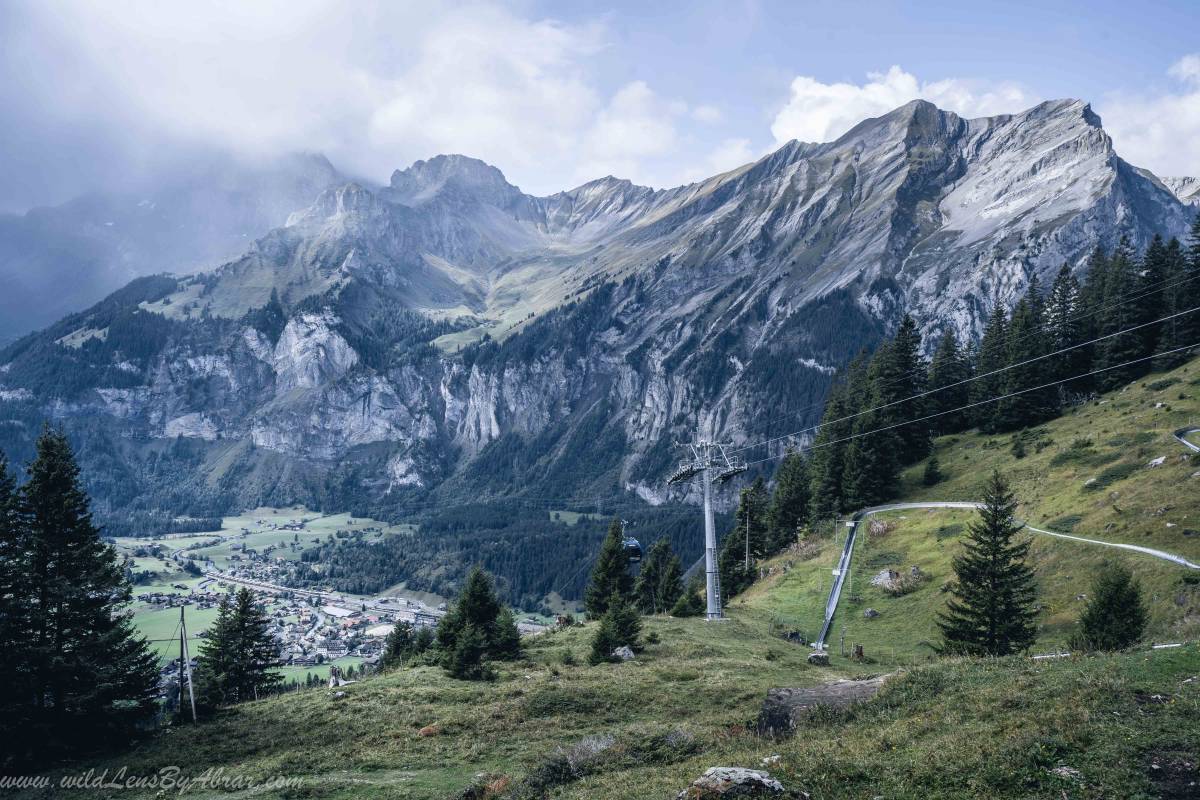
[806,651,829,666]
[758,675,890,737]
[676,767,801,798]
[863,608,880,618]
[612,645,635,661]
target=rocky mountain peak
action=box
[286,182,382,227]
[387,154,523,209]
[1163,176,1200,205]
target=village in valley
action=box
[110,506,528,692]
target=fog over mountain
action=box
[0,153,345,342]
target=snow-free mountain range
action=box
[0,98,1196,526]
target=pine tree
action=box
[1045,263,1088,394]
[0,454,33,763]
[842,345,902,510]
[718,478,769,599]
[656,549,684,613]
[1094,237,1146,389]
[995,292,1057,431]
[196,588,282,706]
[588,593,642,664]
[446,624,493,681]
[808,353,869,524]
[435,566,519,679]
[634,538,679,615]
[1072,562,1147,652]
[937,471,1038,656]
[669,574,706,617]
[584,519,634,618]
[23,429,159,757]
[926,331,971,434]
[381,621,415,668]
[1135,234,1169,356]
[922,453,942,486]
[492,608,522,660]
[765,450,809,553]
[1154,237,1198,369]
[873,315,928,463]
[972,305,1009,433]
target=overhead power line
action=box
[738,340,1200,470]
[734,269,1200,438]
[730,304,1200,457]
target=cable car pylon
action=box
[667,439,747,620]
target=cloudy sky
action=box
[2,0,1199,212]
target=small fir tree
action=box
[381,621,416,668]
[1072,562,1147,651]
[436,566,519,680]
[670,575,706,617]
[584,518,634,618]
[922,453,942,486]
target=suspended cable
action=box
[738,340,1200,470]
[739,269,1200,437]
[729,304,1200,457]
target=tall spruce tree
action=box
[996,292,1057,431]
[1135,234,1169,356]
[0,455,32,765]
[634,538,682,615]
[972,305,1009,432]
[1094,237,1146,389]
[657,549,684,613]
[381,621,416,669]
[937,471,1038,656]
[764,450,809,553]
[1045,263,1089,394]
[1155,236,1198,369]
[926,330,971,434]
[584,519,634,618]
[23,429,159,757]
[874,314,928,463]
[842,344,902,510]
[718,478,769,598]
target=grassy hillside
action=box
[734,356,1200,664]
[31,617,1199,799]
[28,360,1200,799]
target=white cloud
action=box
[1100,54,1200,178]
[691,104,723,124]
[1167,54,1200,85]
[574,81,684,182]
[9,1,713,197]
[770,65,1030,145]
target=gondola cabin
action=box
[622,536,643,563]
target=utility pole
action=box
[668,439,747,621]
[743,492,751,571]
[179,606,197,722]
[178,608,184,717]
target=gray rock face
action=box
[0,98,1192,517]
